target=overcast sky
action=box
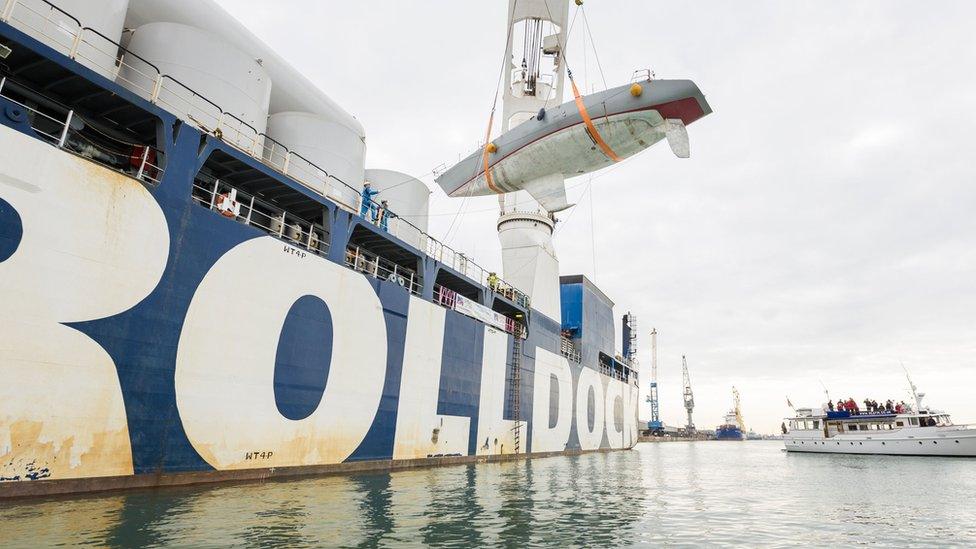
[216,1,976,433]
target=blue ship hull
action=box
[715,425,744,440]
[0,17,639,497]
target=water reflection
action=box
[3,443,975,547]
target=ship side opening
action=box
[346,224,423,295]
[191,148,331,255]
[599,351,636,385]
[0,29,165,184]
[433,268,482,303]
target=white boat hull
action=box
[784,427,976,457]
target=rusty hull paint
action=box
[0,445,631,499]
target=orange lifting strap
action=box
[570,78,621,162]
[481,112,502,194]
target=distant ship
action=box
[715,387,746,440]
[715,413,744,440]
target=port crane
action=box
[646,328,662,434]
[682,355,695,433]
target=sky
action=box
[215,0,976,434]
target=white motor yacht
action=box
[784,403,976,457]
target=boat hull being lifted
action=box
[435,78,711,211]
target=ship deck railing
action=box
[599,362,639,386]
[560,336,581,364]
[0,0,531,311]
[433,284,525,338]
[191,176,330,256]
[0,76,165,186]
[344,244,422,297]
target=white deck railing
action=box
[0,76,164,185]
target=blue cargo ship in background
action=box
[0,0,709,497]
[715,388,746,440]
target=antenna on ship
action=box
[682,356,695,434]
[818,379,830,403]
[903,363,923,412]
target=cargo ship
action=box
[715,387,745,440]
[0,0,710,497]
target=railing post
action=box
[245,195,254,225]
[409,272,415,294]
[1,0,18,22]
[68,28,83,59]
[282,151,291,175]
[135,145,150,180]
[113,53,123,79]
[215,111,225,140]
[150,74,163,102]
[209,179,219,209]
[0,76,5,94]
[278,214,285,237]
[58,110,73,148]
[306,225,313,250]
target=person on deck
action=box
[849,398,859,414]
[377,200,392,231]
[864,399,873,412]
[360,182,379,219]
[487,272,499,292]
[827,400,834,412]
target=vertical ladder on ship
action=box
[509,331,523,455]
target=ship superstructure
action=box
[0,0,707,497]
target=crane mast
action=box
[682,355,695,433]
[646,328,662,433]
[732,386,745,431]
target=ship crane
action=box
[732,386,746,432]
[646,328,662,434]
[682,355,695,433]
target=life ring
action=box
[216,193,238,218]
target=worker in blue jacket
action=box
[360,181,379,219]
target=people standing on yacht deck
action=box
[849,398,859,414]
[827,400,834,412]
[864,399,873,412]
[886,400,894,413]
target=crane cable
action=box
[544,0,621,163]
[478,0,521,195]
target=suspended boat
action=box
[434,77,711,212]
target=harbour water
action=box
[2,441,974,547]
